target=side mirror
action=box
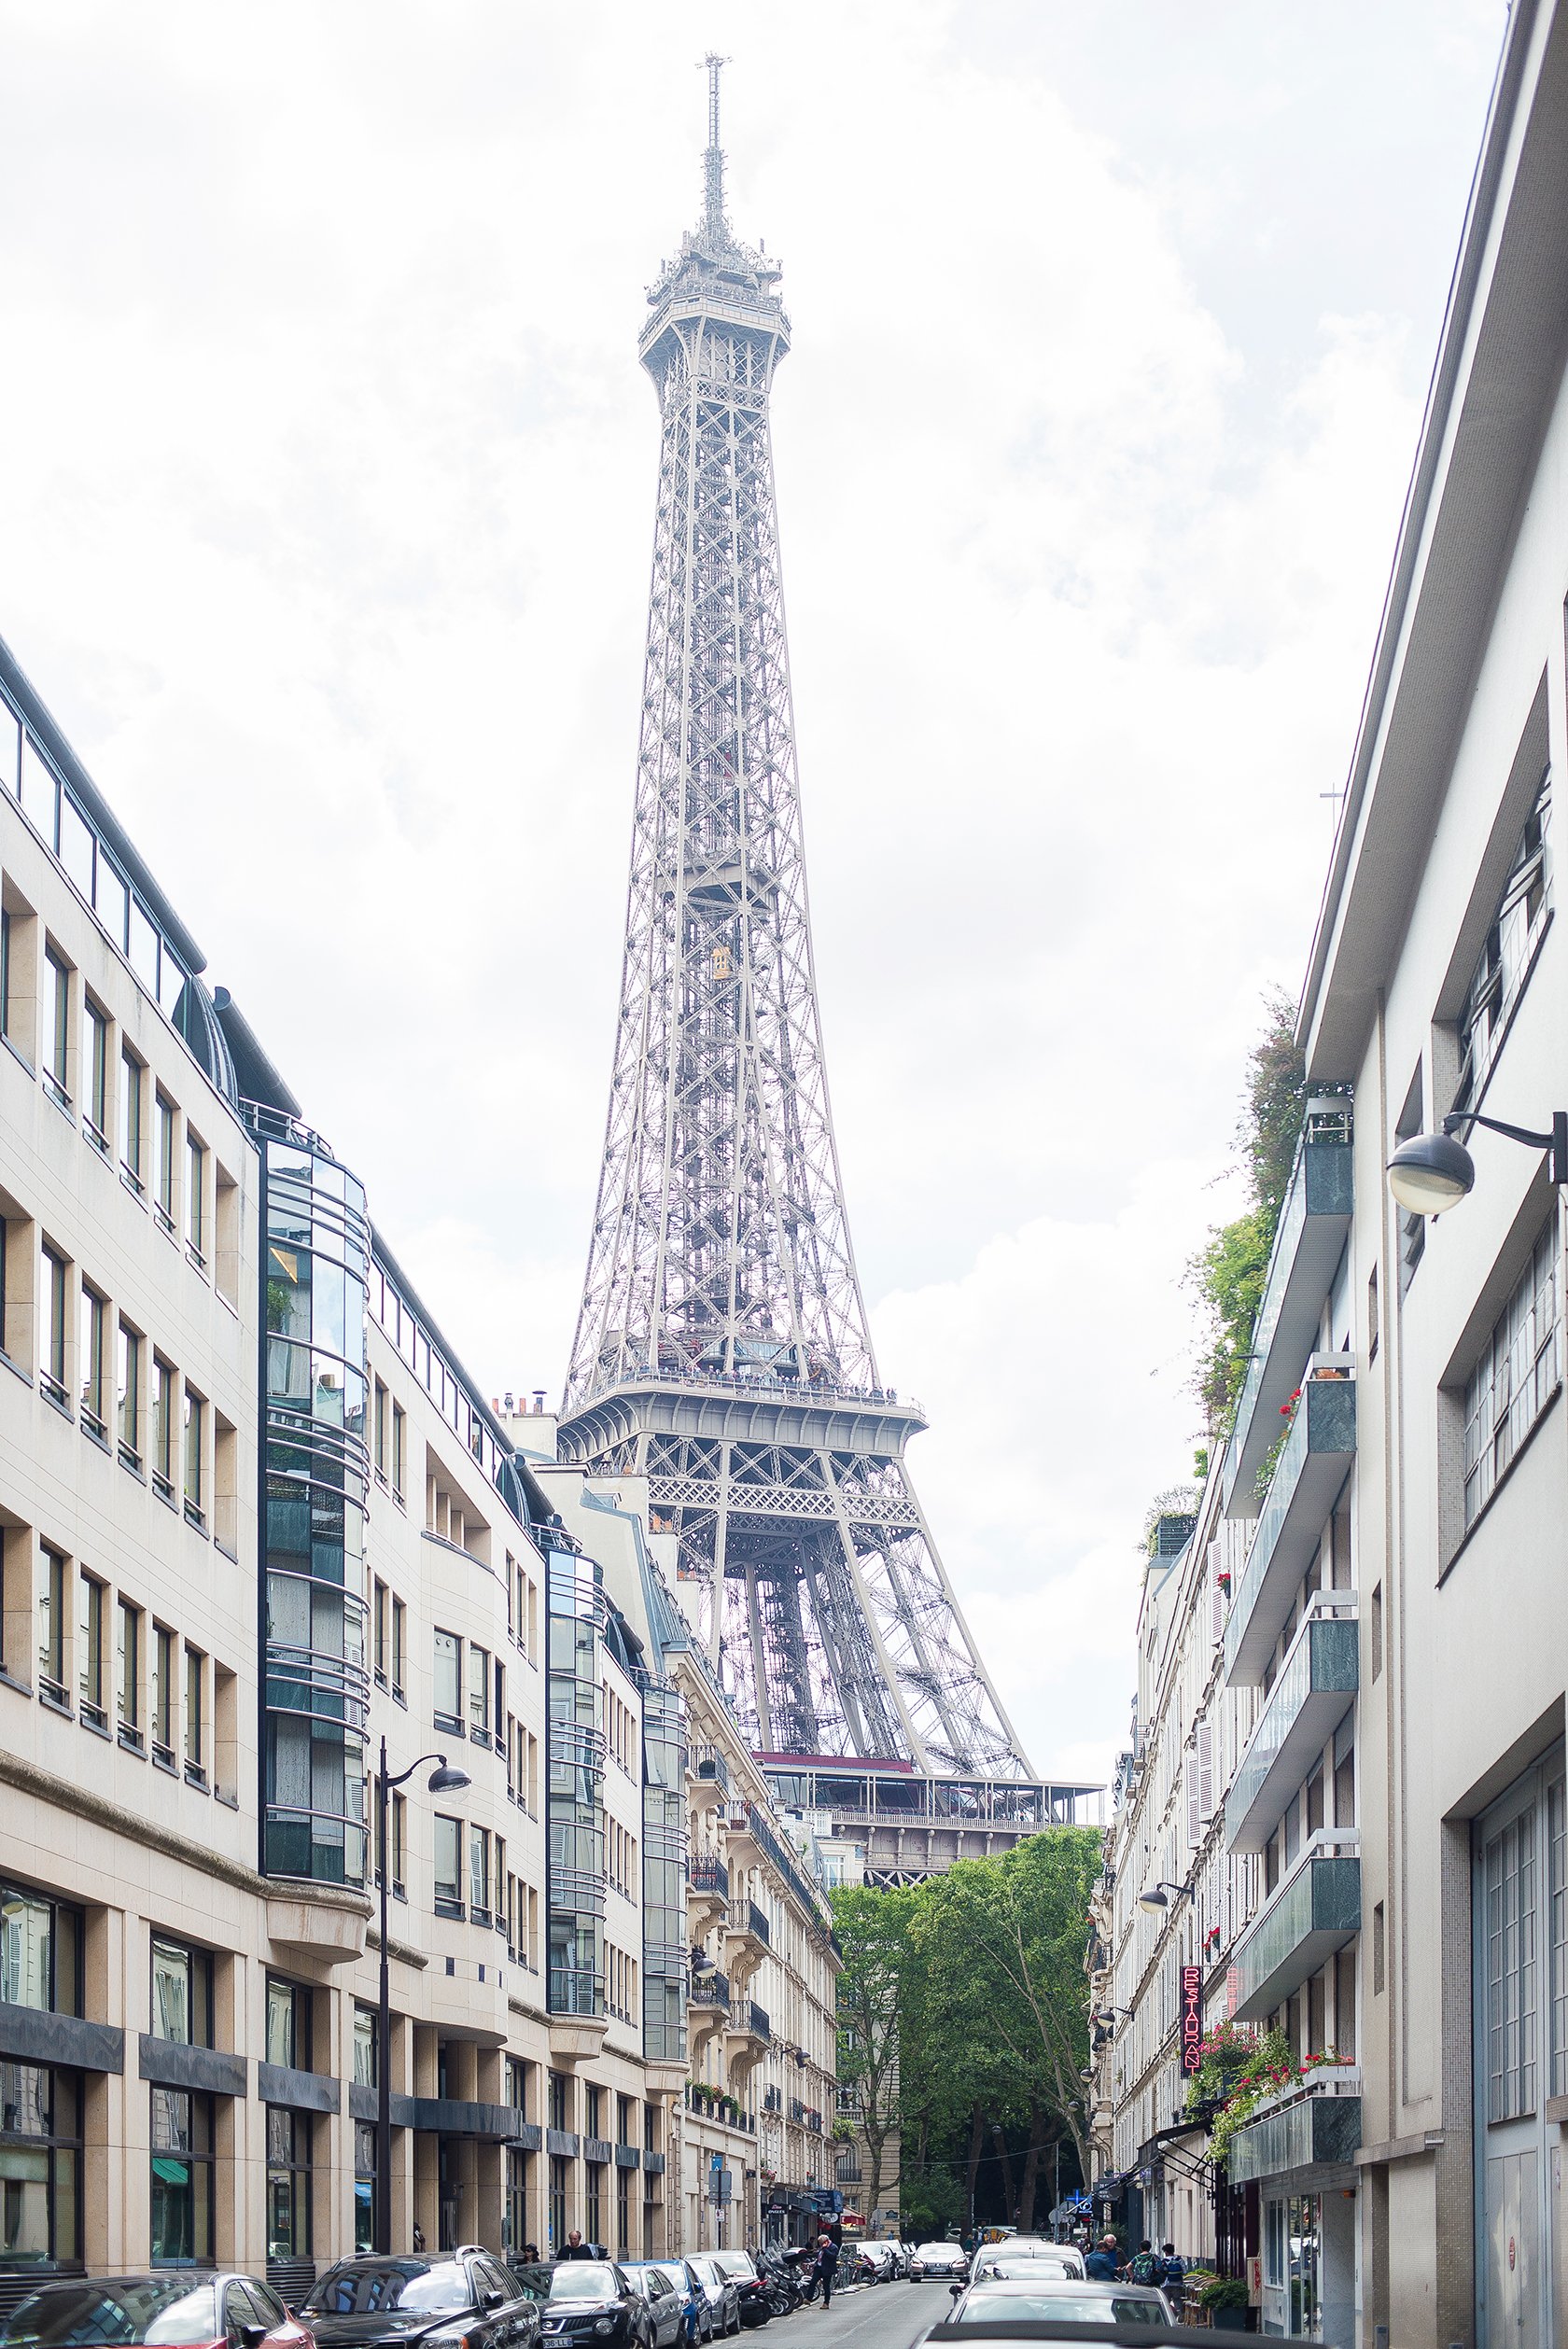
[948,2286,962,2300]
[482,2291,504,2312]
[240,2328,270,2349]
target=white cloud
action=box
[0,0,1504,1785]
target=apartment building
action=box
[0,631,712,2295]
[511,1442,843,2254]
[1297,6,1568,2341]
[1091,1101,1364,2342]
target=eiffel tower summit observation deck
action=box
[558,61,1097,1875]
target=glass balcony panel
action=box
[1228,2090,1362,2186]
[1225,1372,1357,1686]
[1225,1604,1358,1854]
[1231,1849,1360,2020]
[1224,1101,1353,1515]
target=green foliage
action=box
[831,1883,917,2221]
[1201,2277,1251,2312]
[1185,993,1307,1433]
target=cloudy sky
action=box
[0,0,1505,1789]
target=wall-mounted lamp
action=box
[1387,1109,1568,1215]
[1138,1881,1189,1914]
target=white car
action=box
[970,2250,1086,2284]
[855,2243,900,2284]
[909,2243,968,2281]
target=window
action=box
[36,1545,65,1708]
[152,1358,175,1502]
[117,1599,143,1750]
[40,1249,68,1411]
[118,1323,142,1469]
[149,2088,213,2265]
[506,2146,529,2259]
[353,2006,377,2087]
[154,1096,176,1237]
[392,1402,406,1500]
[151,1624,175,1769]
[354,2120,376,2251]
[0,1885,81,2014]
[1463,1220,1561,1527]
[374,1381,388,1481]
[43,950,69,1112]
[0,903,10,1048]
[1485,1804,1538,2121]
[78,1286,106,1441]
[469,1643,491,1739]
[1552,1771,1568,2100]
[82,1000,108,1153]
[183,1388,204,1529]
[1373,1901,1386,1995]
[266,1977,312,2072]
[373,1581,389,1687]
[77,1573,105,1732]
[0,2062,82,2268]
[267,2106,312,2258]
[184,1647,206,1784]
[434,1815,463,1916]
[469,1826,491,1922]
[119,1051,144,1191]
[434,1629,461,1729]
[150,1937,212,2046]
[392,1598,406,1699]
[1395,1068,1425,1294]
[186,1135,206,1266]
[1457,768,1552,1112]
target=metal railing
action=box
[729,1898,771,1946]
[689,1970,731,2011]
[690,1853,730,1897]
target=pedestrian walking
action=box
[1159,2244,1185,2292]
[1129,2240,1160,2287]
[816,2230,840,2309]
[558,2230,595,2261]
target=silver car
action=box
[684,2257,740,2338]
[945,2276,1174,2328]
[910,2243,968,2282]
[622,2265,687,2349]
[970,2252,1086,2284]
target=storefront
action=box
[1227,2090,1359,2340]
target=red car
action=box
[0,2274,314,2349]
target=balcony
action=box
[725,2000,772,2076]
[690,1746,730,1811]
[689,1852,730,1932]
[1231,1845,1360,2020]
[1227,2074,1363,2186]
[1225,1368,1356,1686]
[724,1898,771,1983]
[1224,1100,1353,1516]
[1225,1600,1359,1854]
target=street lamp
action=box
[1138,1882,1188,1914]
[1387,1109,1568,1215]
[374,1740,471,2254]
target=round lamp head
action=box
[1387,1130,1475,1216]
[427,1762,471,1795]
[1138,1887,1169,1913]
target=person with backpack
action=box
[1128,2240,1161,2287]
[1159,2244,1186,2293]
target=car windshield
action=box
[649,2271,688,2295]
[959,2289,1165,2326]
[918,2246,959,2259]
[3,2285,222,2348]
[687,2262,719,2285]
[305,2264,471,2316]
[709,2258,753,2282]
[547,2269,621,2301]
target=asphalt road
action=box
[786,2277,945,2349]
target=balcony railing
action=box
[1227,2076,1362,2187]
[1225,1599,1359,1854]
[692,1745,731,1794]
[1225,1367,1356,1686]
[689,1970,731,2011]
[1224,1099,1353,1513]
[1231,1842,1360,2020]
[691,1853,730,1897]
[729,1899,771,1947]
[734,2000,771,2042]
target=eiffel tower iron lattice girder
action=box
[561,62,1032,1783]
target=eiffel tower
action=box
[559,61,1032,1786]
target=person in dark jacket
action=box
[816,2233,841,2308]
[1084,2236,1120,2281]
[558,2230,595,2260]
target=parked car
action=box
[507,2271,554,2309]
[536,2264,651,2349]
[620,2269,686,2349]
[303,2254,539,2349]
[909,2244,969,2282]
[946,2276,1175,2328]
[707,2255,770,2328]
[971,2252,1086,2284]
[1,2275,312,2349]
[679,2261,738,2342]
[638,2262,714,2343]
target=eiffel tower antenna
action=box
[562,63,1034,1788]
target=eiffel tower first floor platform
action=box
[556,1372,1099,1834]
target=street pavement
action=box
[791,2278,945,2349]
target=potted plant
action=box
[1200,2277,1251,2332]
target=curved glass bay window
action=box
[547,1550,607,2016]
[253,1112,371,1886]
[641,1682,688,2062]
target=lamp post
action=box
[1387,1108,1568,1214]
[374,1739,471,2254]
[1138,1882,1189,1914]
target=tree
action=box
[830,1883,916,2226]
